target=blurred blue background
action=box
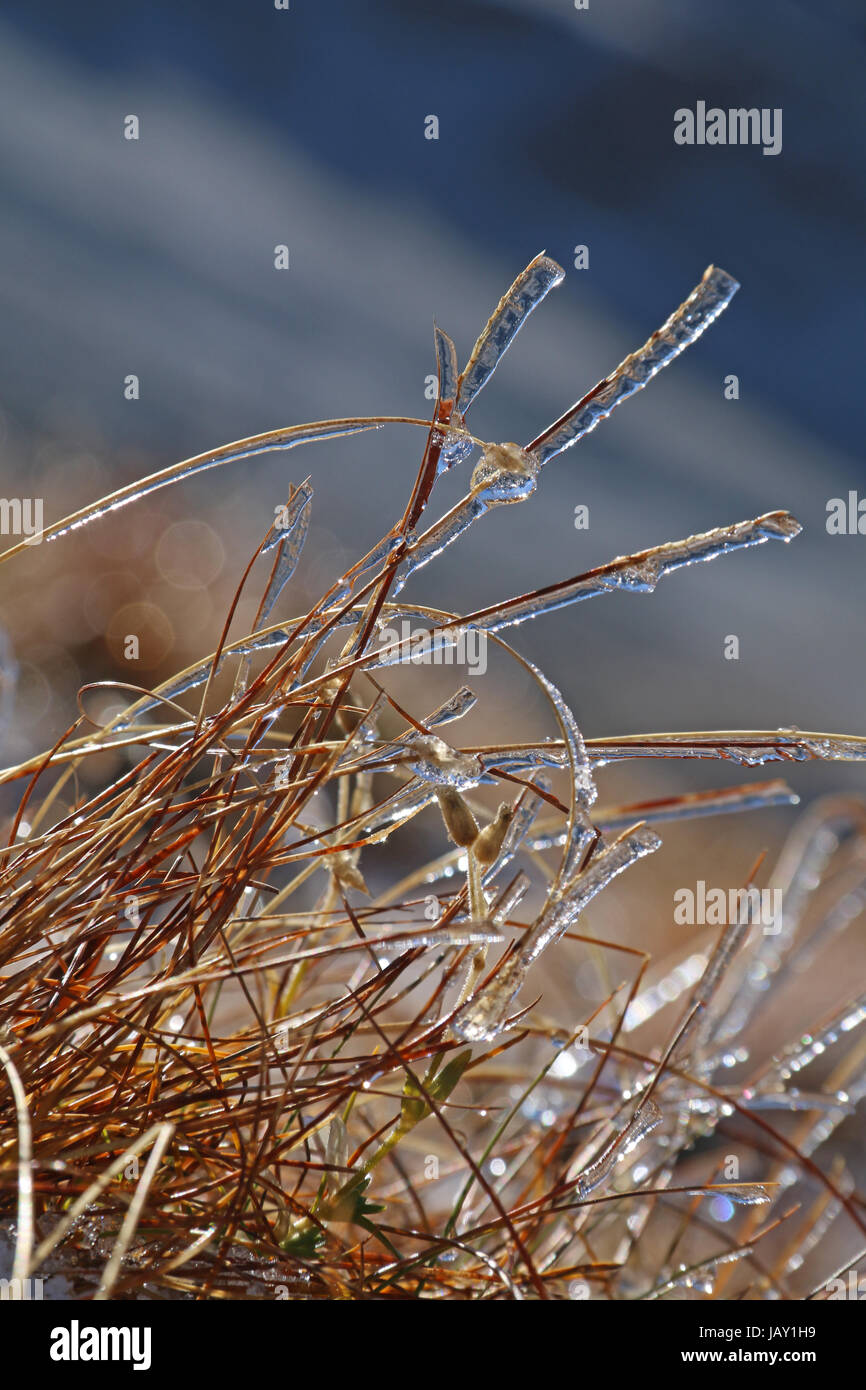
[0,0,863,817]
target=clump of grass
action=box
[1,256,865,1300]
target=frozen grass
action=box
[0,257,865,1300]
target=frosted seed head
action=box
[472,802,516,867]
[436,788,479,848]
[331,852,369,896]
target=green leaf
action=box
[400,1077,429,1128]
[326,1172,385,1224]
[280,1224,325,1258]
[401,1049,473,1128]
[427,1049,473,1102]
